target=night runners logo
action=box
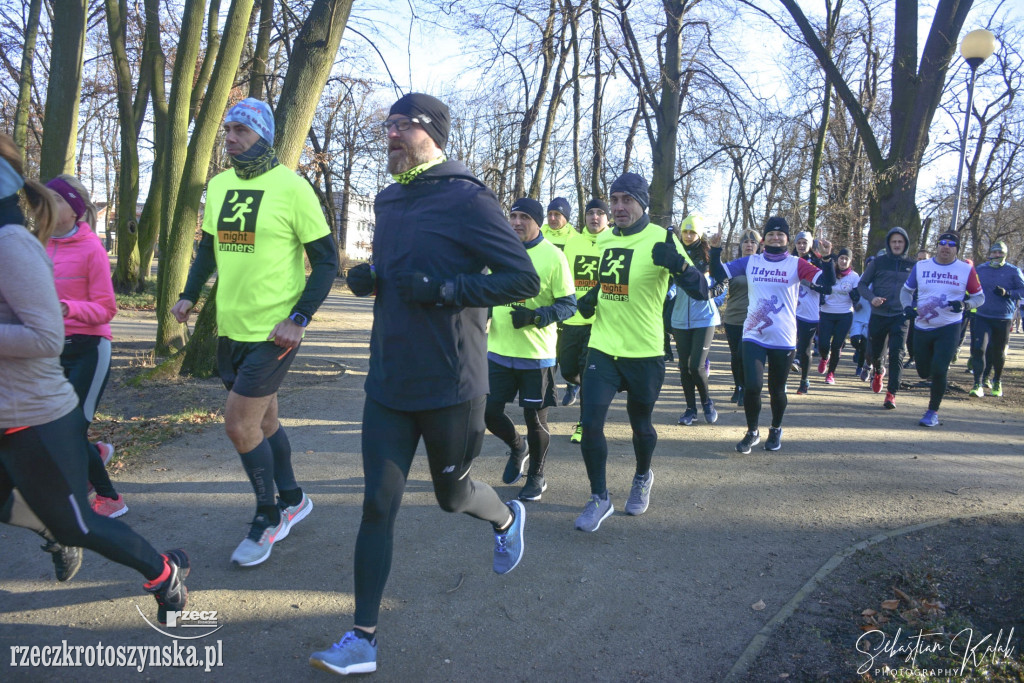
[599,248,633,301]
[136,605,223,640]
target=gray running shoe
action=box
[276,493,313,541]
[574,494,613,532]
[625,470,653,515]
[231,513,286,567]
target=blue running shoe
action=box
[918,410,939,428]
[310,631,377,675]
[702,399,718,424]
[561,383,580,406]
[677,408,697,426]
[493,500,525,574]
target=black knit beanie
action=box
[764,216,790,236]
[389,93,450,149]
[610,172,649,209]
[509,197,545,229]
[547,197,571,219]
[585,198,610,215]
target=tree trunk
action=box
[106,0,144,293]
[136,0,169,286]
[39,0,87,181]
[13,0,42,160]
[178,281,220,378]
[249,0,274,98]
[189,0,222,122]
[273,0,355,168]
[153,0,206,336]
[156,0,256,355]
[589,0,604,199]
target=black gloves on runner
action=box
[509,305,535,329]
[948,300,964,313]
[994,285,1008,297]
[652,229,688,273]
[346,263,375,297]
[395,271,444,305]
[903,306,917,320]
[577,286,599,319]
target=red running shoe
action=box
[871,368,885,394]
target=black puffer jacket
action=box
[857,226,914,317]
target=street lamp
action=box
[949,28,997,232]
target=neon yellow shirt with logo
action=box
[588,223,691,358]
[562,228,605,327]
[201,164,330,341]
[488,238,574,359]
[541,222,577,250]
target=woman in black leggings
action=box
[0,135,187,623]
[711,217,834,453]
[817,248,860,384]
[721,229,762,406]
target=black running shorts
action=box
[487,361,557,410]
[582,348,665,406]
[216,337,299,397]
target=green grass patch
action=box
[115,279,158,310]
[91,407,221,465]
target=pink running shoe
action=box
[817,357,829,374]
[825,372,835,385]
[92,494,128,518]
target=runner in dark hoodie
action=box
[857,227,914,410]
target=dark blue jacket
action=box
[365,160,540,411]
[857,226,914,317]
[975,260,1024,320]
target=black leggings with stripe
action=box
[60,335,117,498]
[0,410,164,580]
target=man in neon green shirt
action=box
[573,173,705,532]
[559,198,610,443]
[173,98,337,567]
[540,197,577,250]
[486,197,576,501]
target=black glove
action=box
[578,286,599,319]
[903,305,917,321]
[994,285,1008,298]
[948,300,964,313]
[849,288,861,304]
[345,263,375,297]
[652,229,687,273]
[509,305,535,329]
[395,271,443,305]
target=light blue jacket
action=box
[670,273,721,330]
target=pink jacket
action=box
[45,222,116,339]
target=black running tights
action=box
[0,410,164,580]
[354,395,510,628]
[913,322,959,412]
[796,319,817,383]
[819,312,853,374]
[742,342,794,431]
[672,326,715,409]
[724,323,744,388]
[484,401,550,476]
[969,316,1011,383]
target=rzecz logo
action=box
[217,189,264,253]
[136,606,223,639]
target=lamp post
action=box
[949,28,997,232]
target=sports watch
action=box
[288,311,310,327]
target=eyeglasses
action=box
[938,239,958,247]
[380,115,431,134]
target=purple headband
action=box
[46,177,87,219]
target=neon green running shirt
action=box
[201,164,330,341]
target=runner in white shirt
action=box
[900,231,984,427]
[710,217,833,453]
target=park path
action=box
[2,291,1022,681]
